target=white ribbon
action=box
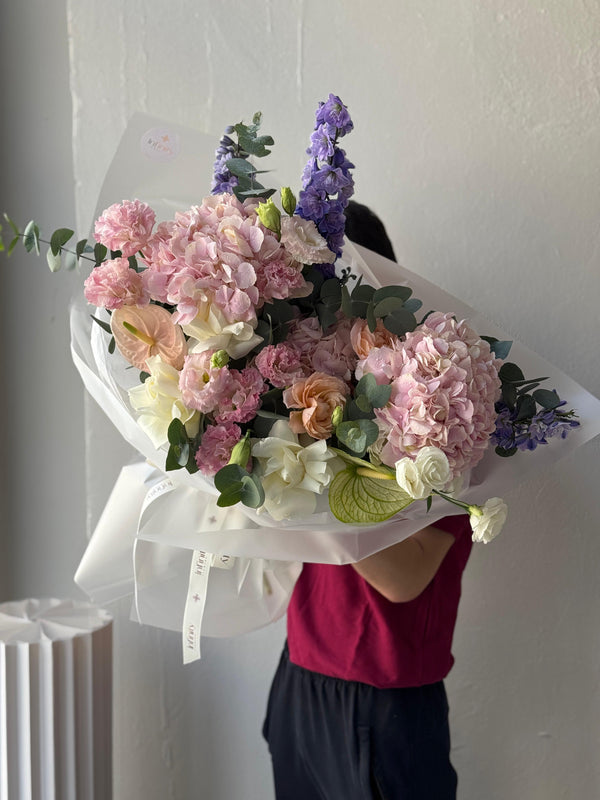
[182,550,212,663]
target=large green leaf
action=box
[328,466,413,524]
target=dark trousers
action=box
[263,646,457,800]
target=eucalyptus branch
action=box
[1,213,100,272]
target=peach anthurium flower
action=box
[111,304,187,371]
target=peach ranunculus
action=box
[283,372,350,440]
[350,318,402,359]
[111,304,187,371]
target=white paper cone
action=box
[0,599,112,800]
[69,113,600,659]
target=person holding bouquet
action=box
[262,202,472,800]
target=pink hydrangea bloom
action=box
[195,422,242,476]
[286,315,357,382]
[179,352,231,414]
[311,316,357,382]
[214,366,266,424]
[139,194,313,325]
[255,343,307,388]
[140,220,179,302]
[286,316,323,358]
[94,200,156,258]
[366,312,502,476]
[139,196,262,324]
[83,257,150,309]
[355,345,405,385]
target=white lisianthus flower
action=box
[395,447,451,499]
[414,447,451,491]
[280,215,336,265]
[128,355,199,448]
[395,458,428,500]
[251,419,338,520]
[183,300,263,359]
[469,498,508,543]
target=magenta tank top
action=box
[287,515,473,689]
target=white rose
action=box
[128,355,199,448]
[469,498,508,543]
[280,215,336,265]
[251,419,337,520]
[395,447,451,499]
[183,300,263,359]
[414,447,451,492]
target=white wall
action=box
[0,3,85,600]
[3,1,600,798]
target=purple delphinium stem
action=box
[211,125,241,195]
[296,94,355,271]
[491,400,580,453]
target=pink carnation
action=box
[83,257,149,309]
[214,366,266,424]
[255,343,307,388]
[179,352,231,414]
[94,199,156,258]
[279,216,335,265]
[370,312,502,476]
[195,422,242,476]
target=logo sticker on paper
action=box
[141,128,180,162]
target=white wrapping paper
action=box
[71,242,600,561]
[72,114,600,656]
[0,599,112,800]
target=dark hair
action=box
[344,200,397,262]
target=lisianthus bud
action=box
[228,432,251,467]
[281,187,297,216]
[256,199,281,236]
[331,405,344,428]
[210,349,230,369]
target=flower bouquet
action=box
[5,97,599,661]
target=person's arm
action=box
[351,525,455,603]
